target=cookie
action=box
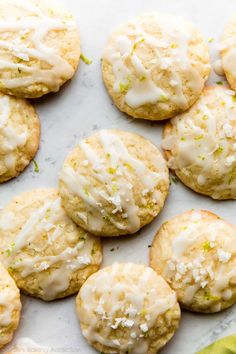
[221,15,236,90]
[0,93,40,183]
[0,262,21,349]
[0,0,80,98]
[59,129,169,237]
[76,263,180,354]
[163,86,236,199]
[150,210,236,313]
[102,12,210,120]
[0,189,102,301]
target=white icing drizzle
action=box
[78,263,177,354]
[163,211,236,308]
[213,59,224,76]
[0,95,28,171]
[60,130,166,234]
[0,0,76,92]
[163,87,236,199]
[104,13,206,109]
[1,195,99,301]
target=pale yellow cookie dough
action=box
[150,210,236,313]
[163,86,236,199]
[102,12,210,121]
[221,15,236,90]
[0,189,102,301]
[0,262,21,349]
[0,93,40,183]
[76,263,181,354]
[0,0,80,98]
[59,129,169,237]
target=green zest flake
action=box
[202,241,211,251]
[202,115,208,120]
[216,146,223,154]
[83,188,90,196]
[180,137,185,141]
[108,167,117,174]
[216,81,223,85]
[80,53,93,65]
[6,249,11,257]
[124,162,134,171]
[102,215,110,221]
[140,308,147,317]
[119,82,130,94]
[171,176,179,184]
[112,184,118,193]
[159,94,169,103]
[32,159,39,173]
[194,135,204,141]
[181,226,188,230]
[5,242,15,256]
[171,43,178,48]
[228,169,234,184]
[106,153,111,159]
[198,155,205,161]
[110,248,115,252]
[203,289,220,302]
[139,75,146,82]
[196,334,236,354]
[8,267,14,275]
[131,38,145,55]
[208,38,214,43]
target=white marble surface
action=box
[1,0,236,353]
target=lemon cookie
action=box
[0,262,21,349]
[0,0,80,98]
[0,93,40,183]
[221,15,236,90]
[0,189,102,301]
[76,263,180,354]
[59,129,169,237]
[163,86,236,199]
[102,12,210,121]
[150,210,236,313]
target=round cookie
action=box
[102,12,210,121]
[76,263,180,354]
[0,189,102,301]
[0,262,21,349]
[221,15,236,90]
[0,0,80,98]
[59,129,169,237]
[0,93,40,183]
[150,210,236,313]
[163,86,236,199]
